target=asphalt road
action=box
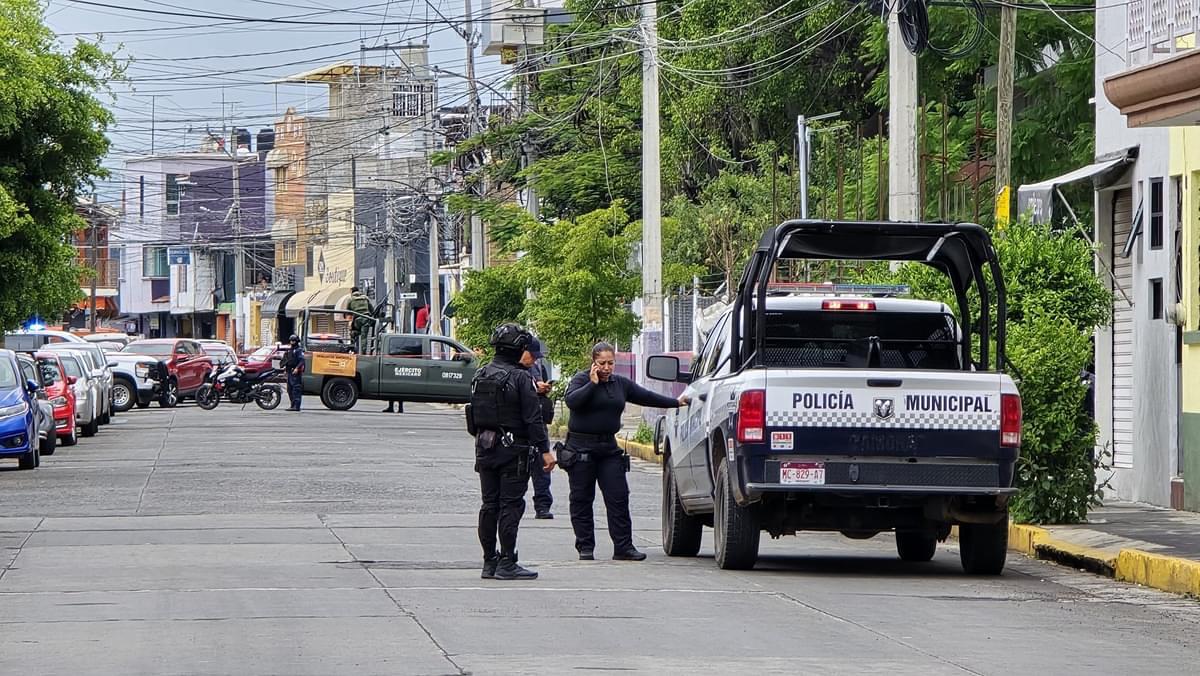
[2,401,1198,675]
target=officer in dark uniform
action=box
[522,337,555,519]
[468,323,555,580]
[283,334,305,411]
[563,342,688,561]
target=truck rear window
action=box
[763,310,961,370]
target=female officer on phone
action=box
[562,342,689,561]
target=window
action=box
[37,360,60,385]
[1150,178,1164,249]
[698,314,730,376]
[143,247,169,278]
[430,339,462,361]
[281,240,298,265]
[174,342,190,355]
[305,245,314,275]
[392,83,428,118]
[386,336,424,357]
[1151,278,1164,319]
[762,310,962,370]
[274,167,288,192]
[166,174,180,216]
[19,359,37,385]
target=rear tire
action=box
[960,519,1009,575]
[61,425,78,446]
[159,380,179,408]
[713,461,760,570]
[321,378,359,411]
[195,385,220,410]
[40,432,55,456]
[136,399,151,409]
[255,386,282,410]
[896,531,937,562]
[81,417,99,438]
[662,460,703,558]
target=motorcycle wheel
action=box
[196,384,221,410]
[255,385,282,411]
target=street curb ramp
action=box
[1009,523,1200,598]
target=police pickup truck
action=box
[299,308,477,410]
[648,221,1021,575]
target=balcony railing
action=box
[1128,0,1200,65]
[78,258,119,288]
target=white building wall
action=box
[1095,0,1177,506]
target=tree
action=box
[451,266,528,353]
[667,170,772,293]
[0,0,117,331]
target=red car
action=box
[35,352,78,446]
[239,344,286,377]
[121,339,213,406]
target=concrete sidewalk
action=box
[1012,503,1200,598]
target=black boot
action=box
[481,554,499,580]
[494,553,538,580]
[383,403,394,413]
[613,548,647,561]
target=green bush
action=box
[633,421,654,445]
[856,217,1110,524]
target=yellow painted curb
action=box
[1115,548,1200,598]
[1008,523,1050,556]
[617,438,661,465]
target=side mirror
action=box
[25,378,40,393]
[647,355,686,383]
[68,376,78,385]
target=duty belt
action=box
[567,432,618,444]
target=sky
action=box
[45,0,509,201]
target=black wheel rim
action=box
[332,383,353,406]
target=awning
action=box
[265,148,289,168]
[72,297,118,314]
[1017,148,1138,224]
[261,290,295,317]
[283,286,353,318]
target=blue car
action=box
[0,349,40,470]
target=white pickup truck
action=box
[648,221,1022,575]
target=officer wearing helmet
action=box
[282,334,305,411]
[466,323,555,580]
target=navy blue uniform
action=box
[283,344,305,411]
[563,371,680,556]
[529,357,554,516]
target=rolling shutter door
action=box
[1112,189,1135,468]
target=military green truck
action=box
[299,308,478,410]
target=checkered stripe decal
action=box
[767,409,999,431]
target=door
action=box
[174,341,206,392]
[380,335,432,399]
[426,338,476,402]
[677,313,731,501]
[1111,189,1135,468]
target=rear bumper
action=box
[745,483,1018,497]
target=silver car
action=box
[55,351,101,438]
[39,341,114,425]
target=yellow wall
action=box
[1173,128,1200,413]
[300,189,355,294]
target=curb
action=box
[1007,523,1200,598]
[617,438,661,465]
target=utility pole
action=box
[995,5,1017,228]
[796,111,840,219]
[640,0,664,376]
[231,126,245,350]
[384,185,401,331]
[89,195,99,333]
[520,47,540,221]
[463,0,486,270]
[887,5,920,222]
[428,192,442,336]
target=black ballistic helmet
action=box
[289,334,300,344]
[489,322,532,352]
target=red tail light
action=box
[822,299,876,311]
[736,389,766,443]
[1001,394,1022,447]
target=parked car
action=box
[121,339,214,406]
[101,347,166,412]
[35,352,78,447]
[239,344,286,378]
[54,351,101,438]
[197,340,238,368]
[0,349,41,469]
[16,353,56,456]
[11,331,116,425]
[80,333,137,348]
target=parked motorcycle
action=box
[196,363,282,411]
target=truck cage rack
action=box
[732,220,1008,374]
